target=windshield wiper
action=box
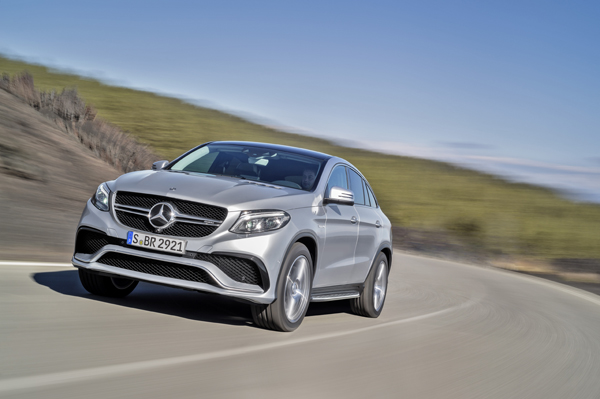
[210,173,248,180]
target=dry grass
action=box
[1,58,599,261]
[0,72,157,173]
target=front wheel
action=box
[351,252,388,318]
[79,269,138,298]
[252,242,313,332]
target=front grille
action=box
[113,191,227,238]
[115,192,227,220]
[97,253,217,286]
[115,211,218,238]
[194,253,262,287]
[75,229,121,254]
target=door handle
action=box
[350,216,358,224]
[375,220,382,228]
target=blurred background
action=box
[1,0,599,279]
[3,3,600,398]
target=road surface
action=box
[1,253,600,398]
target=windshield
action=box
[169,144,326,191]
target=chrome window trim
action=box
[347,167,367,206]
[365,184,379,209]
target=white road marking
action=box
[0,298,475,394]
[0,261,72,267]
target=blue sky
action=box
[1,1,599,200]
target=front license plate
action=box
[127,231,186,254]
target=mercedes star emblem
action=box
[148,202,176,229]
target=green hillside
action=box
[2,55,599,260]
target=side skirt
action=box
[310,283,364,302]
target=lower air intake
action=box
[97,253,217,287]
[194,253,263,287]
[75,229,121,254]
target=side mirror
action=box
[152,160,169,170]
[324,186,355,206]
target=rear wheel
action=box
[78,269,138,298]
[351,252,388,317]
[252,242,313,332]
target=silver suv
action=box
[73,142,392,331]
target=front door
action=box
[347,168,379,284]
[313,165,359,288]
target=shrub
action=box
[1,71,157,173]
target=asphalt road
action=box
[2,253,600,399]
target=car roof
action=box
[209,141,333,161]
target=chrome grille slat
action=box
[115,211,218,237]
[113,191,227,238]
[115,191,227,220]
[174,214,222,225]
[114,204,222,226]
[114,204,149,216]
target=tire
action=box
[78,268,138,298]
[252,242,313,332]
[351,252,388,318]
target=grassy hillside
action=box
[2,55,599,260]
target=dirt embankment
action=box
[0,88,120,260]
[0,73,159,261]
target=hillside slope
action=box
[0,89,120,261]
[1,56,600,261]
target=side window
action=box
[367,185,377,208]
[362,180,371,207]
[326,165,348,197]
[348,168,366,205]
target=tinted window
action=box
[348,168,366,205]
[326,165,348,197]
[169,144,325,191]
[362,180,371,207]
[367,185,377,208]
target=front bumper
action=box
[73,199,300,304]
[73,245,273,303]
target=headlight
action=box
[230,210,291,234]
[91,182,111,212]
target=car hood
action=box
[110,170,316,212]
